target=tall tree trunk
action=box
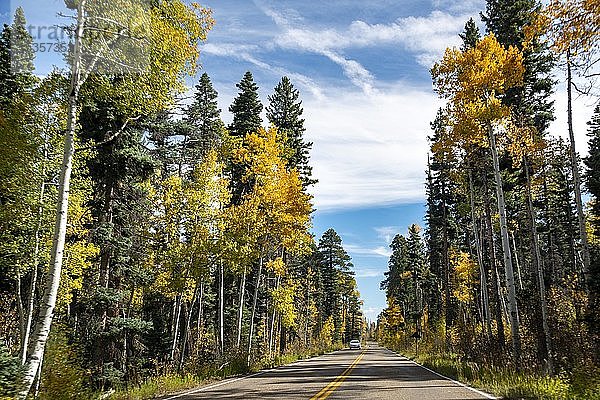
[20,180,46,364]
[20,2,86,395]
[567,50,591,288]
[484,175,506,349]
[441,179,452,350]
[219,261,224,355]
[524,156,554,374]
[179,284,199,371]
[247,257,263,365]
[170,295,182,362]
[236,266,247,349]
[489,125,521,369]
[469,169,491,338]
[511,232,524,290]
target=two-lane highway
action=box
[163,344,496,399]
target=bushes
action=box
[0,341,24,399]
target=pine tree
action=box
[185,72,224,161]
[584,104,600,332]
[316,229,353,342]
[481,0,555,135]
[266,76,316,186]
[228,71,262,137]
[459,18,481,51]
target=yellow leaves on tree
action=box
[526,0,599,64]
[431,33,525,152]
[233,127,313,255]
[270,280,297,328]
[149,149,229,300]
[450,249,478,304]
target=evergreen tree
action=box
[266,76,316,186]
[228,71,262,137]
[481,0,554,135]
[316,229,353,342]
[459,18,481,51]
[185,72,224,160]
[584,104,600,331]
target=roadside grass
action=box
[395,348,600,400]
[108,343,344,400]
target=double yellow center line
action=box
[310,349,366,400]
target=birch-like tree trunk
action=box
[469,169,491,338]
[488,125,521,369]
[523,156,554,374]
[236,266,247,348]
[247,257,263,365]
[19,2,86,396]
[219,261,224,355]
[567,50,590,286]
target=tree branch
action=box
[76,115,141,152]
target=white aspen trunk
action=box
[179,285,199,371]
[511,232,524,290]
[236,266,247,349]
[21,180,45,364]
[19,2,85,396]
[268,275,280,356]
[469,169,491,338]
[524,156,554,374]
[170,295,182,361]
[247,257,263,366]
[219,261,224,355]
[488,124,521,369]
[567,51,591,286]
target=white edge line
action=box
[388,350,498,400]
[162,370,270,400]
[162,351,341,400]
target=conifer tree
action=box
[482,0,554,134]
[228,71,263,137]
[316,229,353,342]
[185,72,224,161]
[266,76,316,186]
[584,104,600,330]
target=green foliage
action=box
[228,71,263,137]
[0,341,24,398]
[266,76,316,187]
[39,328,91,400]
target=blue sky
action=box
[6,0,599,321]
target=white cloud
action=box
[354,268,384,278]
[548,79,598,157]
[201,43,324,99]
[374,226,400,244]
[304,83,440,210]
[268,8,476,69]
[345,244,393,258]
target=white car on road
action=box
[349,339,361,349]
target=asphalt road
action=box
[162,343,496,400]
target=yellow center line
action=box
[309,349,366,400]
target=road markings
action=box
[309,349,366,400]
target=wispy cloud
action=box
[201,43,324,98]
[345,244,392,258]
[354,268,384,278]
[262,7,378,94]
[374,226,400,245]
[264,6,477,69]
[305,83,441,210]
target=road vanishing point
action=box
[162,343,496,399]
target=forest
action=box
[378,0,600,399]
[0,1,363,398]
